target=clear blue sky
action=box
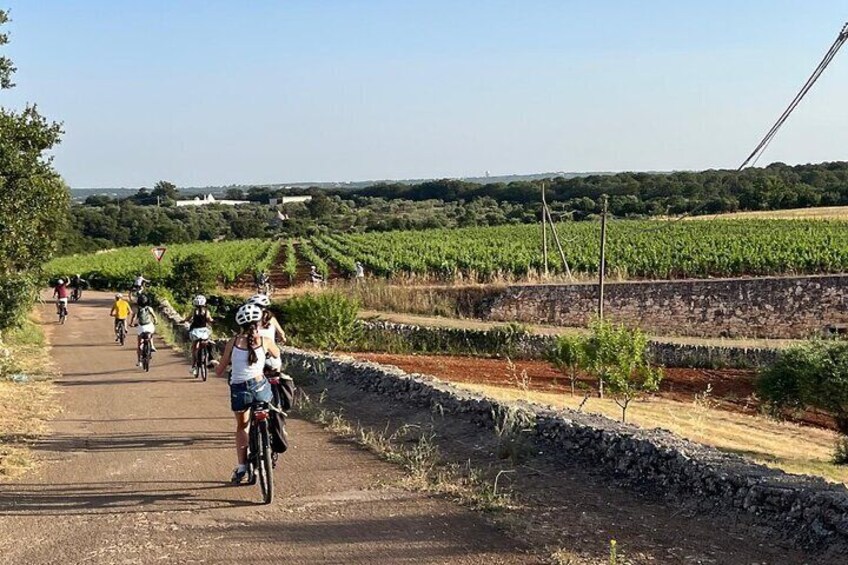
[2,1,847,187]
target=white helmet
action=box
[193,295,207,307]
[57,278,65,285]
[115,293,123,299]
[235,303,263,327]
[246,294,270,308]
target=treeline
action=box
[340,161,848,217]
[60,161,848,255]
[61,193,535,255]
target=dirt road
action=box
[0,293,539,564]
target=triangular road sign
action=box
[151,247,167,262]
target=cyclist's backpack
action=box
[137,306,154,326]
[269,410,288,454]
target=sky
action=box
[2,1,848,188]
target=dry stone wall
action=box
[481,274,848,339]
[281,347,848,549]
[360,320,779,369]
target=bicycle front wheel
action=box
[257,421,274,504]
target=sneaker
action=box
[137,361,142,368]
[231,467,248,484]
[271,452,279,469]
[191,366,198,377]
[151,344,157,353]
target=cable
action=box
[640,22,848,231]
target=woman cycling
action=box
[215,303,281,484]
[129,294,158,367]
[246,294,286,372]
[187,295,213,377]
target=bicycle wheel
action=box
[257,421,274,504]
[142,340,151,372]
[199,347,208,381]
[246,424,258,485]
[119,324,126,346]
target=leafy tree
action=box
[0,10,69,330]
[583,320,663,422]
[760,340,848,442]
[151,180,179,204]
[547,333,587,396]
[168,253,216,303]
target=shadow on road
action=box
[33,431,231,453]
[0,480,253,516]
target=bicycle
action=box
[196,339,210,381]
[57,301,68,324]
[246,400,282,504]
[115,319,127,346]
[138,331,153,372]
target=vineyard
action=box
[45,240,280,287]
[44,218,848,287]
[310,219,848,281]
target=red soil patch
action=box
[349,352,834,430]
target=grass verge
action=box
[295,389,512,512]
[0,313,59,481]
[457,382,848,484]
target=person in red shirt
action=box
[53,278,70,315]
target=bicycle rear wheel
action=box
[199,347,208,381]
[257,421,274,504]
[119,324,126,346]
[142,340,151,372]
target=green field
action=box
[46,240,280,287]
[313,219,848,280]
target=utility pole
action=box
[541,183,549,277]
[598,194,608,320]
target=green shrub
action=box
[0,275,36,332]
[276,292,360,351]
[547,333,588,396]
[167,253,216,303]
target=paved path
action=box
[0,293,539,564]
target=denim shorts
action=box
[230,378,273,412]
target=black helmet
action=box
[137,294,149,306]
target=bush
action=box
[759,339,848,435]
[0,275,36,332]
[276,292,360,351]
[167,253,216,303]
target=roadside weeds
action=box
[0,313,60,480]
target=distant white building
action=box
[175,194,251,207]
[269,195,312,206]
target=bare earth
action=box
[0,293,539,564]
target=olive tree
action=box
[583,320,663,422]
[759,340,848,463]
[0,10,70,330]
[548,333,587,396]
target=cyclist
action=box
[69,273,87,299]
[53,278,69,316]
[131,274,149,299]
[246,294,286,372]
[355,261,365,280]
[129,294,158,367]
[215,303,280,484]
[109,293,131,342]
[187,294,214,376]
[255,270,269,294]
[309,265,324,287]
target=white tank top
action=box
[258,323,275,341]
[230,342,266,384]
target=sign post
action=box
[151,247,167,280]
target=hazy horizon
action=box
[3,1,847,188]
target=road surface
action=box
[0,293,539,564]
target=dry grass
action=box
[0,313,60,481]
[682,206,848,221]
[455,382,848,484]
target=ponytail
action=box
[245,322,259,365]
